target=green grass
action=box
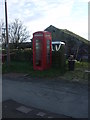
[2,61,33,74]
[30,68,64,78]
[63,61,89,83]
[2,61,63,78]
[2,61,89,83]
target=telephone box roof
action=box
[33,31,51,34]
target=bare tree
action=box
[9,19,30,48]
[0,22,2,43]
[0,21,6,44]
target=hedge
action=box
[3,46,66,73]
[52,45,66,73]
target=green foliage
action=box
[75,61,88,69]
[10,49,33,62]
[2,57,89,83]
[2,49,33,64]
[52,45,66,73]
[2,46,66,76]
[2,61,33,74]
[2,61,63,77]
[63,61,89,83]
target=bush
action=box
[3,46,66,74]
[52,45,66,73]
[10,49,33,62]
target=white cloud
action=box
[23,9,34,17]
[78,0,89,2]
[25,0,88,39]
[0,0,88,40]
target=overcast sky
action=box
[0,0,89,40]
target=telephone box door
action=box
[35,39,42,67]
[33,34,43,70]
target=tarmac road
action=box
[2,74,88,118]
[2,99,70,118]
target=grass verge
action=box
[2,61,63,78]
[2,61,89,83]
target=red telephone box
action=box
[33,31,52,70]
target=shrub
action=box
[10,49,33,62]
[52,45,66,73]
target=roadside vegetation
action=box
[1,19,89,84]
[63,61,88,83]
[2,45,89,84]
[2,55,89,84]
[2,47,65,77]
[2,61,62,77]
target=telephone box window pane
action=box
[47,40,50,64]
[35,39,42,66]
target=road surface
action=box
[2,74,88,118]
